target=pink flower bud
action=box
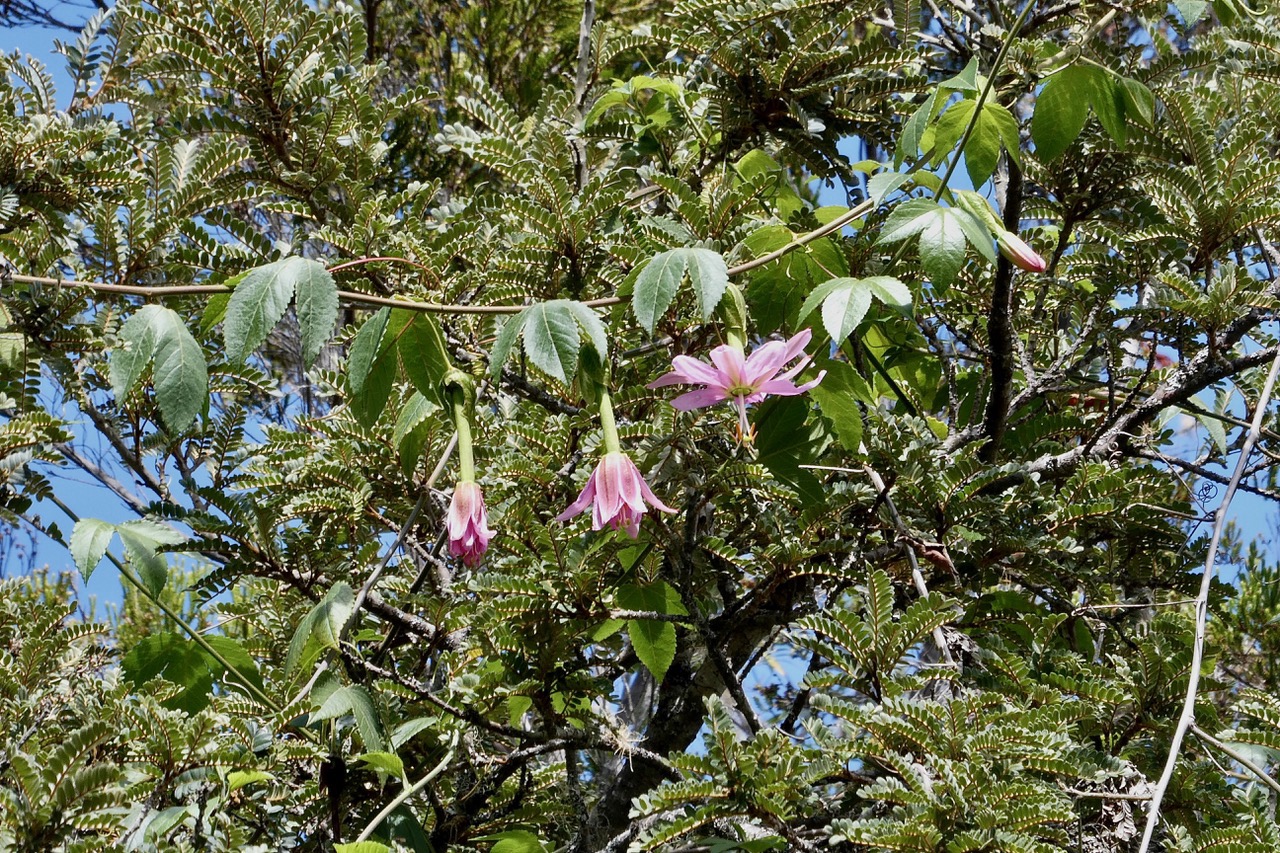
[997,231,1047,273]
[446,480,493,566]
[555,451,675,538]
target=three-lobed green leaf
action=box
[224,257,338,367]
[488,299,610,383]
[631,248,728,333]
[110,304,208,432]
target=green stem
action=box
[598,388,622,454]
[452,396,475,482]
[933,0,1039,200]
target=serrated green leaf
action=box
[617,580,688,616]
[566,301,609,358]
[0,301,22,368]
[1174,0,1208,25]
[521,301,580,383]
[311,684,386,752]
[291,257,338,368]
[0,330,21,368]
[489,312,527,378]
[632,249,687,333]
[863,276,912,308]
[391,310,450,402]
[684,248,728,319]
[628,619,677,683]
[918,209,968,287]
[150,307,208,432]
[355,751,406,779]
[121,633,216,714]
[810,360,864,453]
[1086,66,1126,145]
[70,518,116,583]
[226,770,273,792]
[1195,411,1228,455]
[480,830,547,853]
[744,227,848,334]
[1032,65,1091,161]
[200,291,232,335]
[932,98,977,164]
[951,207,999,264]
[334,843,393,853]
[754,396,825,505]
[204,635,265,694]
[286,582,355,678]
[116,520,185,596]
[879,198,940,244]
[798,279,874,343]
[962,102,1021,188]
[898,89,941,163]
[1119,77,1155,127]
[392,392,440,475]
[868,170,910,204]
[348,308,390,395]
[224,258,297,363]
[110,306,160,400]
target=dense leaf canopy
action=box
[4,0,1280,850]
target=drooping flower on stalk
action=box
[555,449,676,538]
[996,229,1047,273]
[647,327,825,442]
[444,372,493,566]
[447,480,492,567]
[556,354,674,538]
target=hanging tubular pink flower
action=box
[555,451,675,538]
[447,480,493,566]
[996,230,1047,273]
[647,328,826,439]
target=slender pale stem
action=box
[933,0,1038,200]
[354,731,460,842]
[1137,343,1280,852]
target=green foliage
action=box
[6,0,1280,849]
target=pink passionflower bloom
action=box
[647,329,826,439]
[555,451,675,538]
[997,231,1046,273]
[447,480,493,567]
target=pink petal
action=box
[592,454,626,529]
[555,470,598,522]
[740,340,790,386]
[619,457,646,513]
[783,328,814,361]
[647,370,688,389]
[638,476,677,514]
[671,387,730,410]
[998,232,1046,273]
[756,379,804,396]
[671,355,728,386]
[708,345,748,387]
[622,513,641,538]
[758,369,825,397]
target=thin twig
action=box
[1189,724,1280,797]
[342,491,427,643]
[861,462,956,667]
[8,270,621,316]
[1137,344,1280,852]
[354,731,460,842]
